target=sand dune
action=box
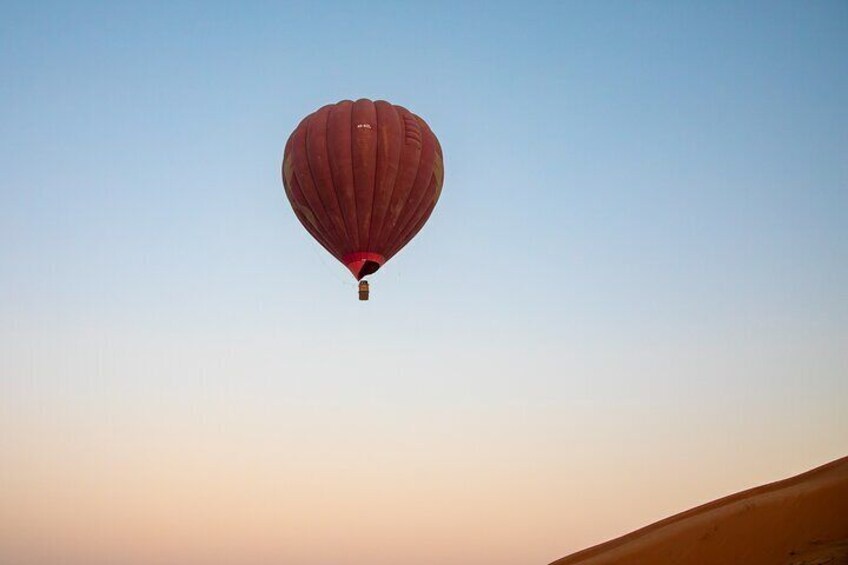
[551,456,848,565]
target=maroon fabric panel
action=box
[288,122,342,255]
[373,106,423,252]
[382,114,438,253]
[282,136,296,203]
[306,105,351,255]
[326,101,360,250]
[387,199,437,260]
[287,174,337,258]
[351,99,378,252]
[386,174,440,259]
[369,101,402,252]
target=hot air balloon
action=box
[282,99,444,300]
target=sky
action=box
[1,1,846,564]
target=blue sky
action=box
[1,2,846,564]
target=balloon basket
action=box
[358,280,370,301]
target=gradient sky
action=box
[1,2,846,564]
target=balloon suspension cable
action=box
[358,280,370,301]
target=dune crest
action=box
[551,456,848,565]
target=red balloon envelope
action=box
[282,99,444,280]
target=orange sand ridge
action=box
[551,456,848,565]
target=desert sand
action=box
[551,456,848,565]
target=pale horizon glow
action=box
[1,2,847,564]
